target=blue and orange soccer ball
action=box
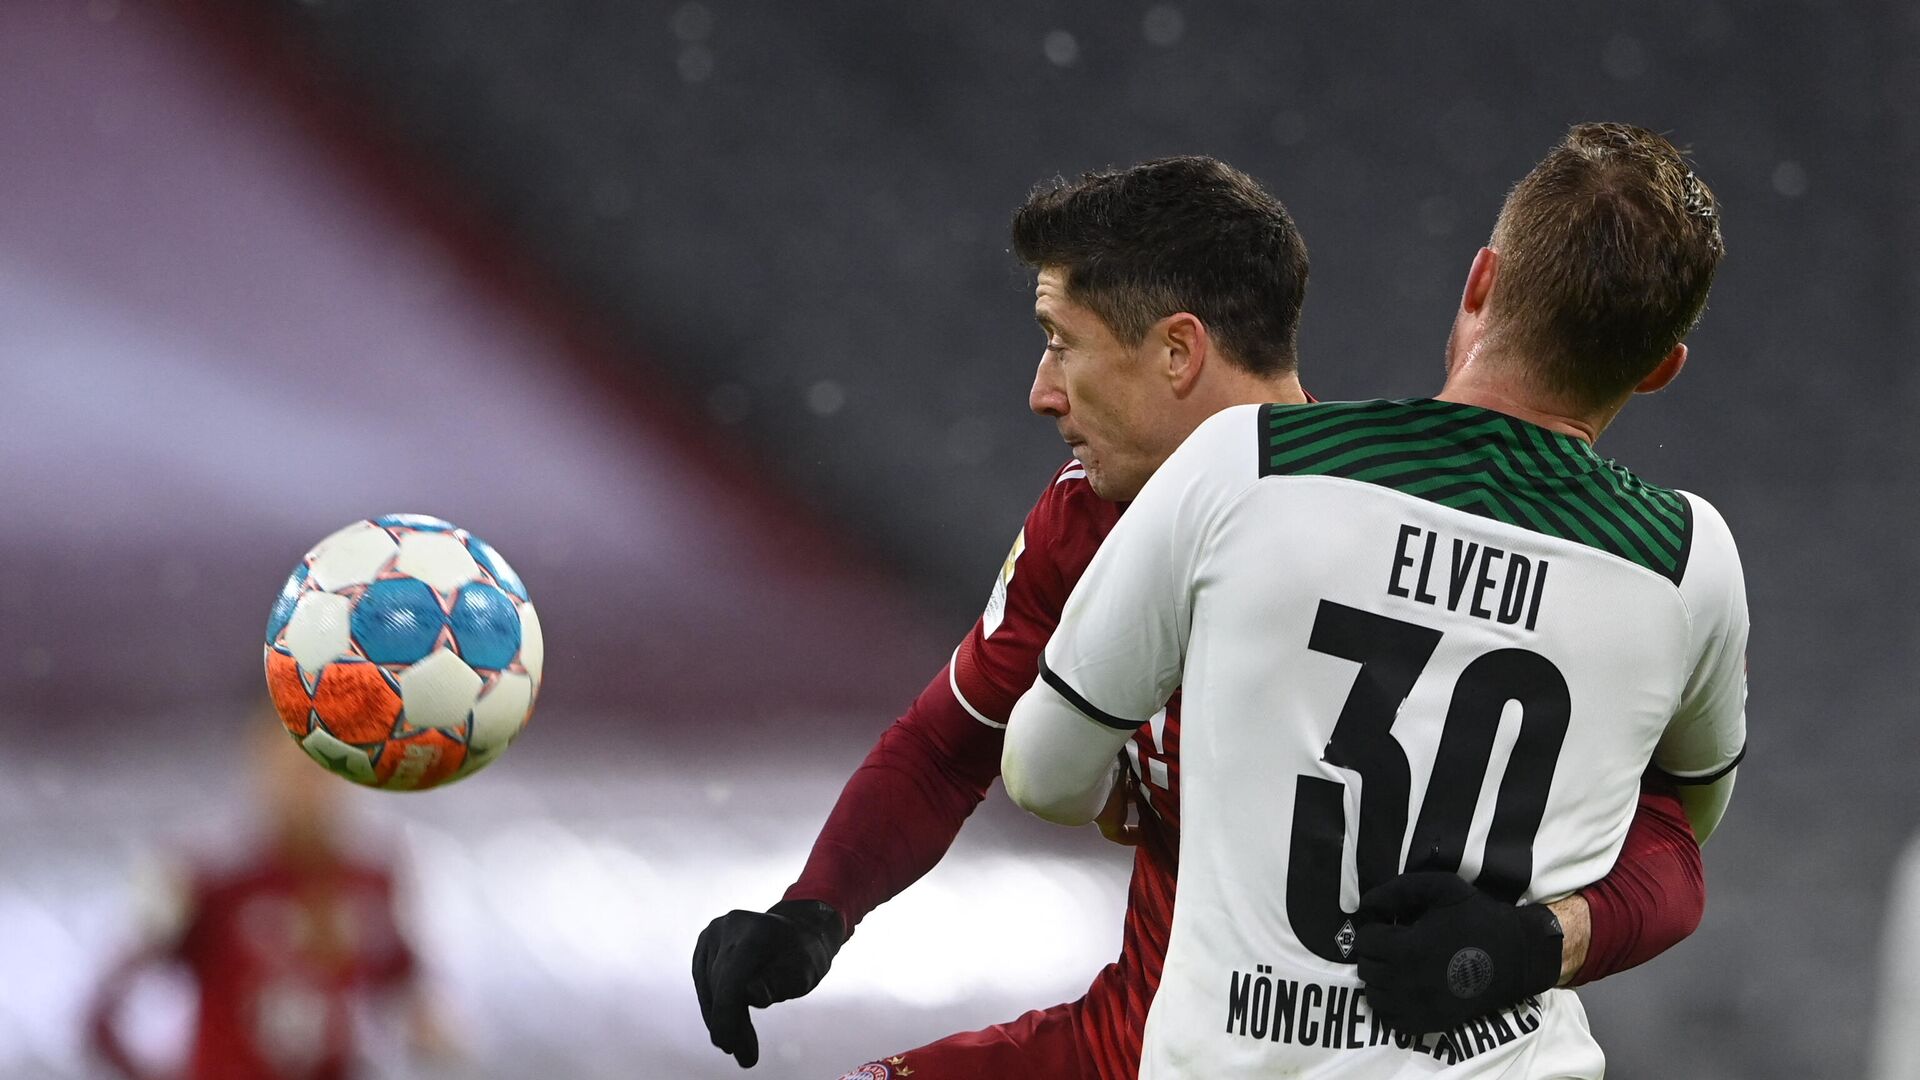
[264,515,543,791]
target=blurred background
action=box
[1,0,1915,1077]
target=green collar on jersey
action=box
[1258,398,1693,585]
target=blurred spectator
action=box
[87,718,446,1080]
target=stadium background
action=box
[1,1,1915,1077]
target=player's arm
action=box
[692,669,1009,1071]
[1674,771,1736,844]
[1566,494,1744,986]
[1005,408,1253,822]
[784,665,1007,926]
[1562,775,1705,986]
[771,466,1107,927]
[693,467,1095,1069]
[1651,493,1749,843]
[1002,672,1131,825]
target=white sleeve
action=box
[1653,492,1749,839]
[1002,405,1258,822]
[1001,679,1128,825]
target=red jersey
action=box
[791,460,1704,1080]
[950,461,1182,839]
[92,850,414,1080]
[945,461,1177,1077]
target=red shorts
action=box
[834,998,1095,1080]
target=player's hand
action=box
[1354,872,1563,1035]
[1094,756,1143,846]
[691,899,846,1068]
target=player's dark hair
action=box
[1011,156,1309,377]
[1487,122,1725,408]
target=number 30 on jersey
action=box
[1287,601,1571,964]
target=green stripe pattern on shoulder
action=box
[1258,399,1692,584]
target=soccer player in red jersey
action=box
[692,157,1708,1078]
[89,725,435,1080]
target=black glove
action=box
[1354,872,1563,1034]
[691,899,846,1068]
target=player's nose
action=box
[1029,356,1068,418]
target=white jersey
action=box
[1033,400,1749,1078]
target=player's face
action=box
[1028,269,1184,502]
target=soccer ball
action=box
[263,514,543,791]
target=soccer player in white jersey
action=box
[1003,123,1746,1077]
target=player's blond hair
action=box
[1487,123,1725,407]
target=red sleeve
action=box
[783,464,1114,935]
[949,462,1115,720]
[1570,776,1705,985]
[782,664,1002,934]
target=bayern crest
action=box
[836,1062,899,1080]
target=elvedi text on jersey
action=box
[1386,523,1549,632]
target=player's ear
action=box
[1161,312,1207,396]
[1634,343,1687,395]
[1461,247,1498,316]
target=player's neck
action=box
[273,831,342,871]
[1436,348,1614,444]
[1217,368,1308,410]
